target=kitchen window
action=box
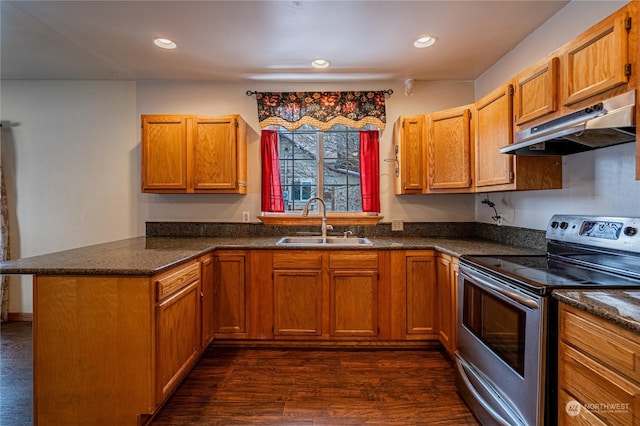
[278,125,367,213]
[261,125,380,215]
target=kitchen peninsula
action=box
[1,233,539,425]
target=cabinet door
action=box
[406,255,437,336]
[515,57,559,125]
[394,115,426,194]
[436,255,458,355]
[427,106,473,190]
[213,253,246,335]
[155,280,201,404]
[192,117,238,191]
[273,270,323,336]
[200,254,215,346]
[330,270,378,337]
[475,84,514,188]
[141,115,188,191]
[563,11,630,106]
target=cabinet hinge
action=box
[625,16,632,31]
[467,110,472,119]
[509,171,515,181]
[402,121,405,129]
[625,63,632,77]
[508,85,514,96]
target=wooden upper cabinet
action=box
[141,115,189,191]
[514,57,559,125]
[475,83,515,189]
[141,114,247,194]
[393,115,426,194]
[427,105,473,191]
[192,117,244,191]
[562,10,631,106]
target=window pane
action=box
[272,126,369,213]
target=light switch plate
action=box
[391,219,404,231]
[242,211,250,223]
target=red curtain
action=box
[359,130,380,213]
[261,130,284,212]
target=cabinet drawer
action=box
[558,389,607,426]
[273,252,323,269]
[155,261,200,301]
[559,342,640,425]
[329,252,378,269]
[560,305,640,381]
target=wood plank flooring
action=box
[0,321,33,426]
[152,346,479,425]
[1,321,479,425]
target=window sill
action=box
[257,213,384,226]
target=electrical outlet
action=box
[391,219,404,232]
[242,211,250,223]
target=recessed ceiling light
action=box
[413,36,438,49]
[311,59,331,69]
[153,38,177,50]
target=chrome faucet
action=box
[302,197,333,238]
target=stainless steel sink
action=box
[276,236,373,246]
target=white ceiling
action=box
[1,0,570,82]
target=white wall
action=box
[1,80,139,313]
[474,0,639,230]
[136,80,476,229]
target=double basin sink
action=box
[276,236,373,247]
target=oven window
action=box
[463,281,526,376]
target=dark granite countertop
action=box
[553,290,640,334]
[0,236,540,276]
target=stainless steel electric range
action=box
[455,215,640,426]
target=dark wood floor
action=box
[1,321,479,425]
[0,321,33,426]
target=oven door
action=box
[455,262,547,426]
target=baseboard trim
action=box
[7,312,33,321]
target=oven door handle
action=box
[463,271,540,310]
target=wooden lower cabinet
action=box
[154,263,201,404]
[405,253,437,337]
[32,258,208,425]
[200,253,215,346]
[272,251,323,337]
[558,302,640,425]
[437,254,458,356]
[270,250,381,340]
[329,252,379,338]
[213,251,248,337]
[330,269,378,337]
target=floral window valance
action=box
[254,91,387,131]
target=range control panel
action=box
[546,215,640,254]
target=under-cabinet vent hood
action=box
[500,90,636,156]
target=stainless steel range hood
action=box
[500,90,636,156]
